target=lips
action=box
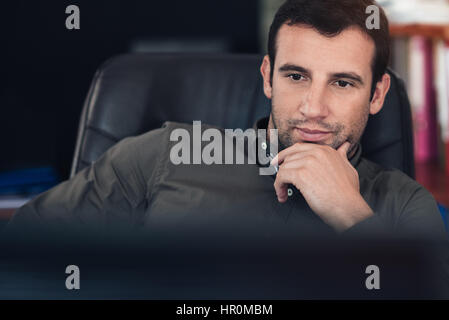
[299,127,330,134]
[295,127,332,142]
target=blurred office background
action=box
[0,0,448,222]
[379,0,449,218]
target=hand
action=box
[271,142,373,232]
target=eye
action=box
[334,80,353,88]
[288,73,304,81]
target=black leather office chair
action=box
[70,53,415,179]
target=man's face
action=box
[264,24,380,154]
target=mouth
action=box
[294,127,332,142]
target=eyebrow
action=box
[278,63,365,85]
[278,64,311,76]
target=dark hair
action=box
[267,0,390,99]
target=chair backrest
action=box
[71,53,415,178]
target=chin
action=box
[301,140,328,146]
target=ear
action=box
[369,73,391,115]
[260,55,273,99]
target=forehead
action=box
[275,24,375,78]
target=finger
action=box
[337,141,351,159]
[271,143,320,166]
[273,168,298,202]
[285,150,315,163]
[279,153,317,169]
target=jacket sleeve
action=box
[5,127,168,235]
[343,182,447,240]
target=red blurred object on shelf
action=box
[415,161,449,207]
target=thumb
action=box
[337,141,351,159]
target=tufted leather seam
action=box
[70,55,124,178]
[85,125,120,143]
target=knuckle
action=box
[284,154,293,162]
[304,155,315,163]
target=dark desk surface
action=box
[0,234,446,299]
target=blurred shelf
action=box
[415,161,449,208]
[390,23,449,41]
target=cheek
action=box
[272,83,304,113]
[342,107,370,139]
[329,93,368,118]
[328,96,370,137]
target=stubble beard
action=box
[270,98,370,156]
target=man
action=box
[5,0,447,240]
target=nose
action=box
[298,82,329,119]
